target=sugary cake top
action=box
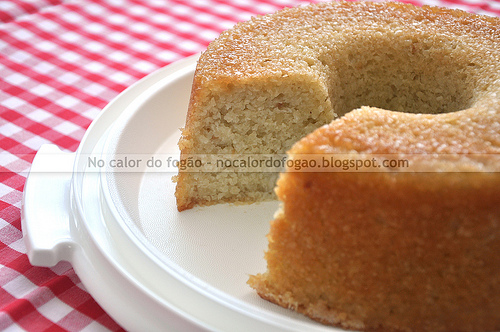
[195,1,500,83]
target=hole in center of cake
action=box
[325,33,477,116]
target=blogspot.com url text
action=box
[83,153,412,173]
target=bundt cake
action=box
[174,0,500,211]
[174,1,500,330]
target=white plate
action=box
[22,55,340,332]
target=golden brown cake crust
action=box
[248,108,500,331]
[249,170,500,331]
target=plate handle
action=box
[22,144,78,267]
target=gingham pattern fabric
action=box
[0,0,498,330]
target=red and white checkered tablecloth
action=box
[0,0,498,330]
